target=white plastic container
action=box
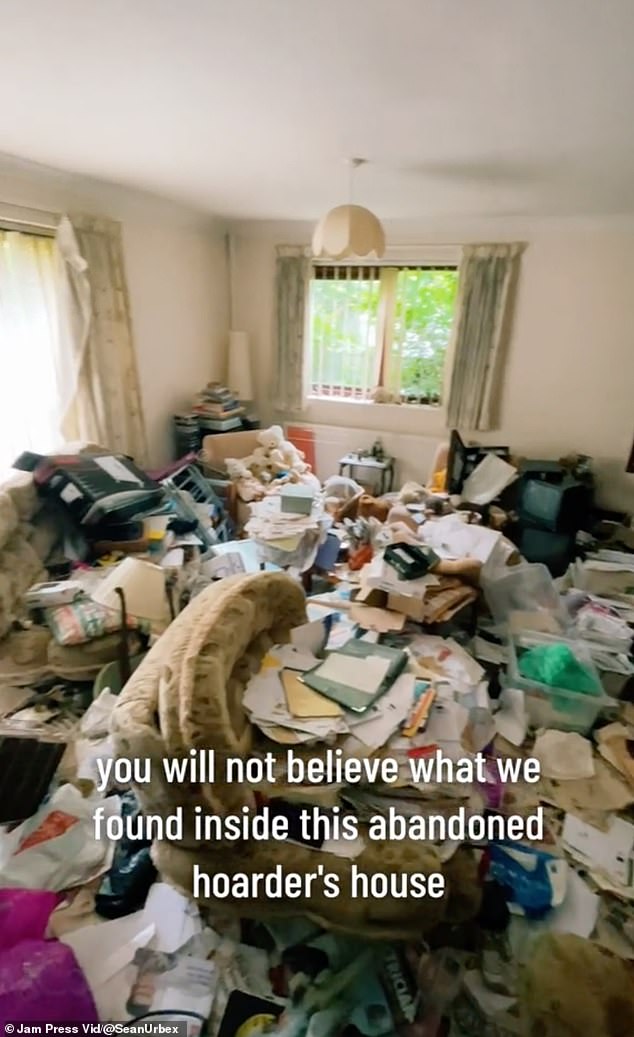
[483,562,566,634]
[504,629,611,734]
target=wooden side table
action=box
[338,452,395,495]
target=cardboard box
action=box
[388,591,426,622]
[355,586,388,608]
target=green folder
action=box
[302,638,409,713]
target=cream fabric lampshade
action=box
[227,330,254,401]
[92,557,170,629]
[312,204,386,260]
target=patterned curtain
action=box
[273,247,310,414]
[446,243,525,431]
[56,215,148,463]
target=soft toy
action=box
[279,432,309,474]
[256,426,287,474]
[259,425,312,477]
[225,458,250,481]
[225,458,264,504]
[245,446,273,483]
[235,426,320,493]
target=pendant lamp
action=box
[312,158,386,260]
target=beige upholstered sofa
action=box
[111,571,480,939]
[0,470,52,639]
[0,469,141,684]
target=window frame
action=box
[306,245,461,410]
[0,202,58,238]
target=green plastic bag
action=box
[518,643,600,696]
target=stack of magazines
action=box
[193,382,244,433]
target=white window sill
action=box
[306,395,442,414]
[294,395,447,440]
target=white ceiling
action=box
[2,0,634,221]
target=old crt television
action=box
[518,464,592,533]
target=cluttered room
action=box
[1,3,634,1036]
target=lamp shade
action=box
[312,204,386,260]
[227,330,254,401]
[92,557,170,628]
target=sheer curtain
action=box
[0,229,63,470]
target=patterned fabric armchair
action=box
[111,571,480,939]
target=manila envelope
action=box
[281,669,343,718]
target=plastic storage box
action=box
[484,562,566,634]
[280,485,315,515]
[504,629,610,733]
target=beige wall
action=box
[0,154,228,465]
[229,217,634,512]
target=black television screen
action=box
[520,480,565,532]
[446,430,467,494]
[519,477,591,533]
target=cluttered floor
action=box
[0,409,633,1036]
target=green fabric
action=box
[518,643,600,696]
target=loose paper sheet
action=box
[461,454,517,505]
[95,455,143,485]
[494,688,528,748]
[315,653,391,695]
[562,814,634,885]
[346,673,416,750]
[533,730,595,781]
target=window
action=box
[308,263,459,405]
[0,227,61,470]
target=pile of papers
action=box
[245,495,326,547]
[245,496,331,571]
[564,589,634,683]
[570,551,634,598]
[242,615,414,747]
[240,613,489,849]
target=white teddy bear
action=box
[225,457,264,502]
[232,425,319,493]
[225,457,250,480]
[259,424,312,475]
[256,426,287,474]
[246,445,273,482]
[279,435,308,474]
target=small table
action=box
[338,452,395,495]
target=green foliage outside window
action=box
[309,267,458,403]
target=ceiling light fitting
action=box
[312,158,386,260]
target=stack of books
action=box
[193,382,244,433]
